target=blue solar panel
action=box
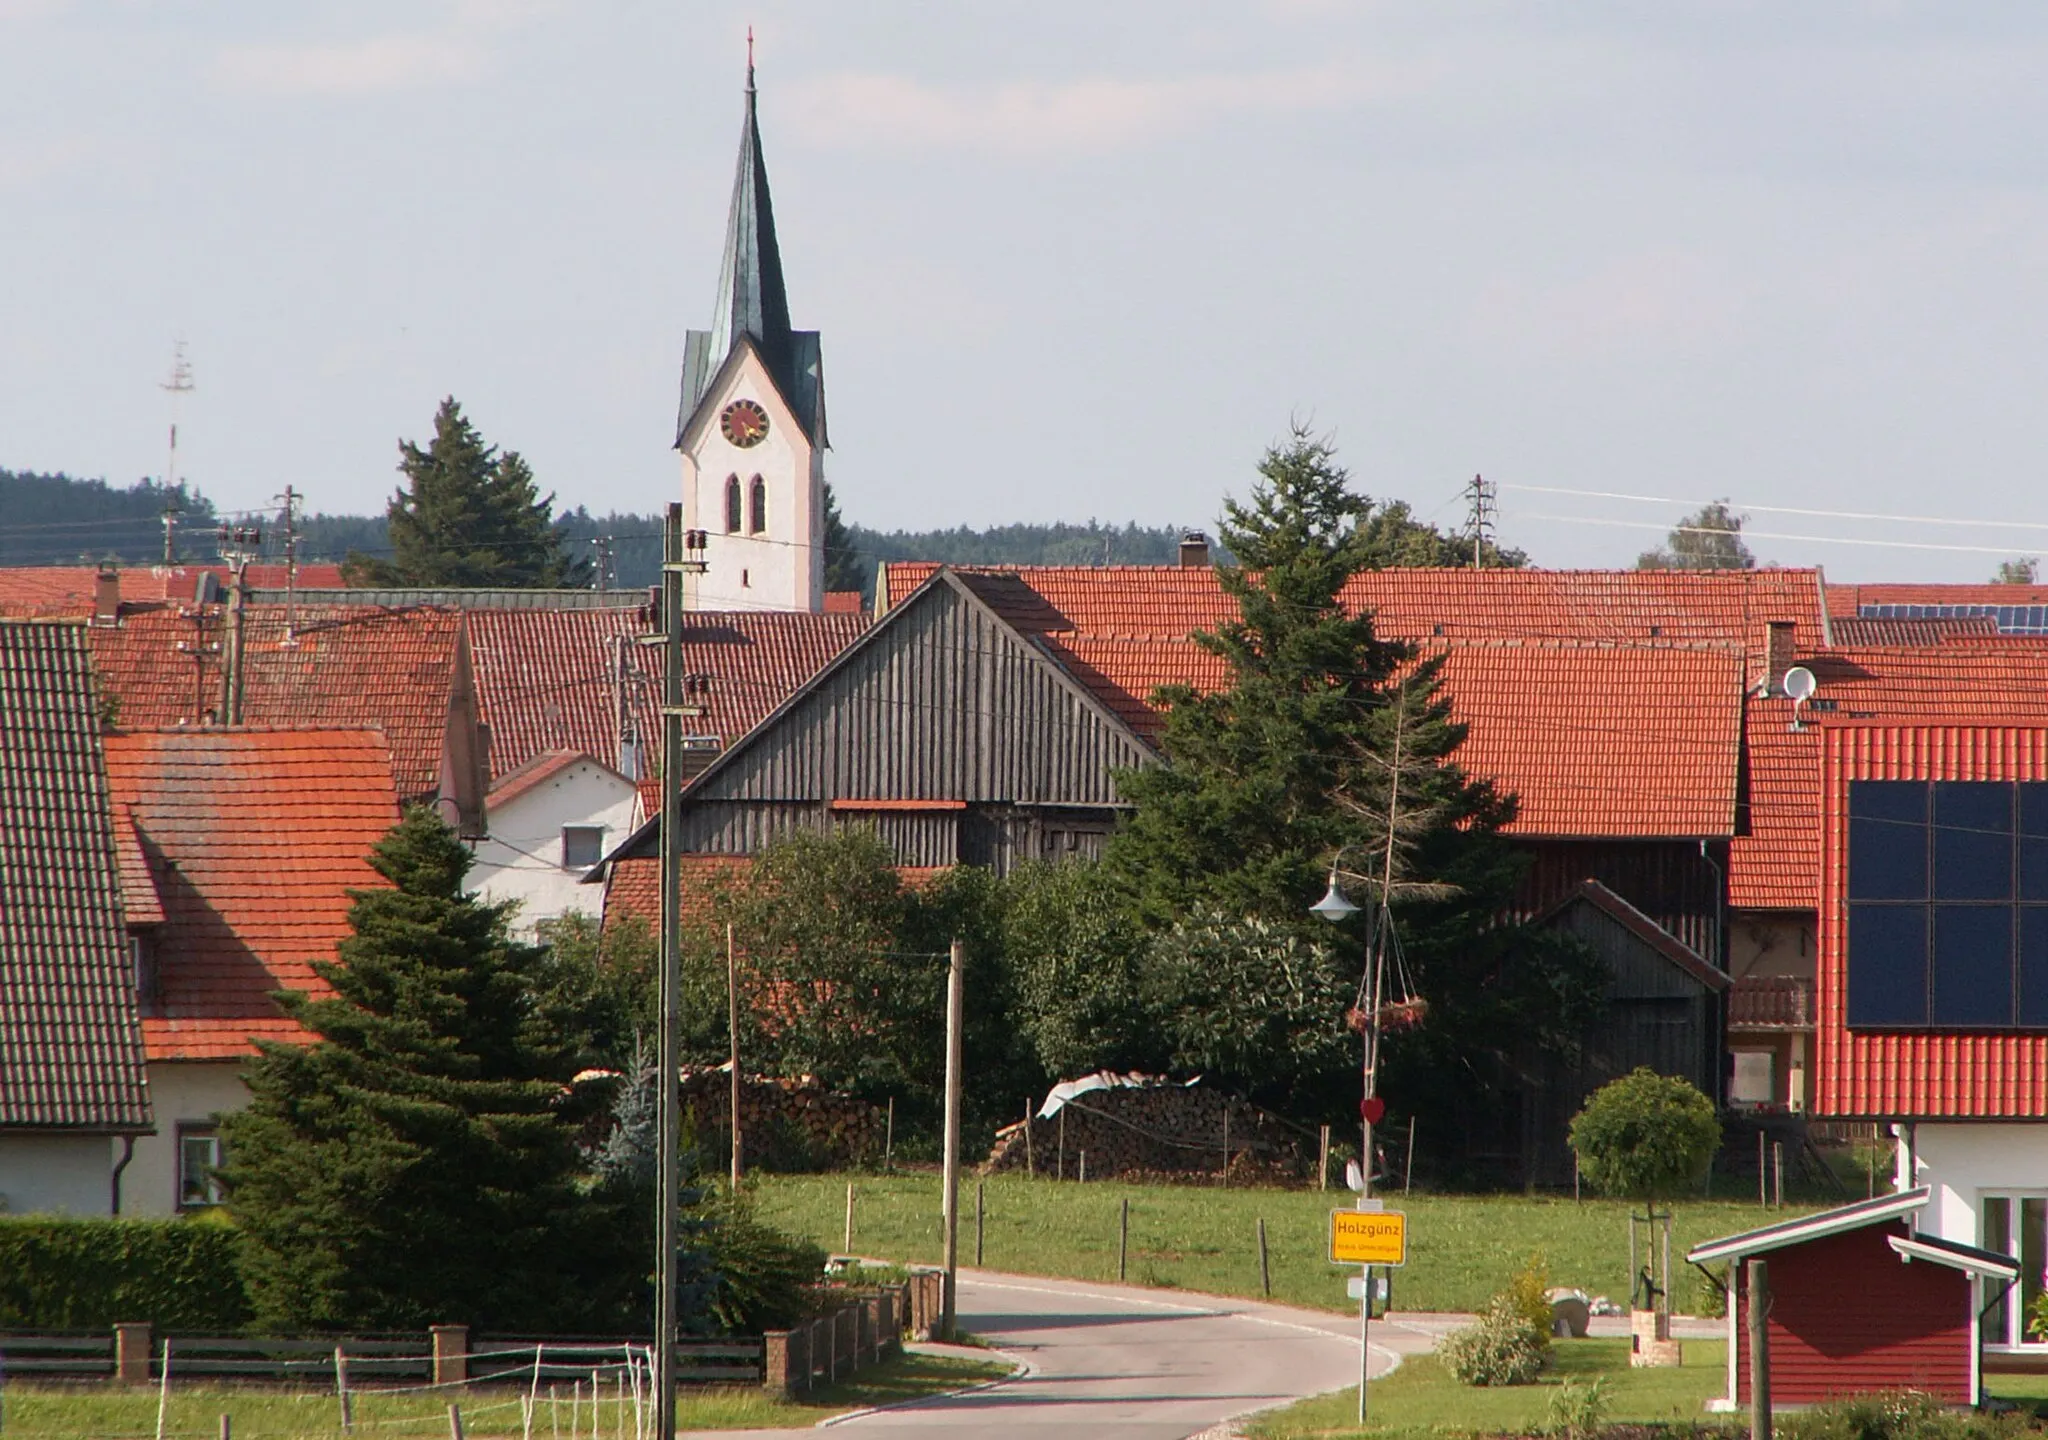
[1861,603,2048,635]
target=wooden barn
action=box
[1688,1188,2019,1411]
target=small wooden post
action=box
[884,1097,895,1172]
[1257,1217,1271,1298]
[1023,1099,1034,1176]
[975,1181,985,1267]
[1118,1196,1129,1282]
[1404,1119,1417,1194]
[154,1340,171,1440]
[1747,1258,1771,1440]
[1772,1143,1784,1208]
[447,1403,466,1440]
[844,1181,855,1253]
[1057,1108,1066,1180]
[1079,1150,1087,1184]
[218,1416,231,1440]
[1574,1151,1582,1203]
[1222,1108,1230,1177]
[335,1346,353,1433]
[1757,1131,1767,1208]
[1318,1125,1330,1191]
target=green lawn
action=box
[1245,1337,1728,1439]
[754,1173,1813,1315]
[0,1352,1010,1439]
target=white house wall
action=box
[1897,1121,2048,1245]
[469,763,640,934]
[0,1136,114,1215]
[123,1062,250,1217]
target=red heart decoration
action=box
[1360,1097,1387,1125]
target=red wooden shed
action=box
[1688,1188,2019,1411]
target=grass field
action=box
[0,1352,1009,1439]
[752,1173,1818,1316]
[1243,1337,1727,1439]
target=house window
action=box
[561,826,604,870]
[1728,1051,1774,1107]
[1845,780,2048,1030]
[724,475,743,533]
[1982,1194,2048,1345]
[178,1127,223,1210]
[748,476,767,534]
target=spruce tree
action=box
[342,398,592,588]
[821,482,866,596]
[220,808,627,1331]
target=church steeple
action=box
[678,47,825,449]
[707,50,793,382]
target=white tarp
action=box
[1036,1070,1198,1121]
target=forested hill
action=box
[0,470,1202,591]
[0,470,216,566]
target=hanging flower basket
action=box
[1377,997,1430,1032]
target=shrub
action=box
[1438,1300,1544,1386]
[1502,1252,1554,1350]
[703,1200,828,1335]
[1547,1377,1608,1440]
[0,1217,252,1331]
[1568,1067,1722,1203]
[1779,1392,1965,1440]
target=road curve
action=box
[686,1268,1424,1440]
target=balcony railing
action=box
[1729,975,1812,1030]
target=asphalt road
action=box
[685,1269,1418,1440]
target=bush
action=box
[1547,1377,1608,1440]
[1780,1392,1967,1440]
[703,1200,828,1335]
[1438,1300,1545,1386]
[0,1217,252,1331]
[1502,1252,1554,1350]
[1568,1068,1722,1202]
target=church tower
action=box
[675,53,827,613]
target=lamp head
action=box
[1311,877,1361,923]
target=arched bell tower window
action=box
[748,476,767,535]
[724,475,743,533]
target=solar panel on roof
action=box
[1861,603,2048,635]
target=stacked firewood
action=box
[678,1066,885,1172]
[979,1083,1309,1182]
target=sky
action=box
[6,2,2048,578]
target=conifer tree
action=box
[220,808,630,1331]
[342,398,592,588]
[821,482,866,596]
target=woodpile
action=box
[678,1066,885,1172]
[980,1082,1310,1183]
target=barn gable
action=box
[607,569,1158,871]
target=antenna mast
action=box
[276,485,303,643]
[160,342,195,563]
[1464,474,1497,569]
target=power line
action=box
[1501,483,2048,536]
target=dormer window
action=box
[561,826,604,870]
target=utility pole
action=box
[275,486,302,644]
[215,522,261,725]
[653,504,706,1440]
[161,342,194,504]
[940,938,966,1338]
[1464,474,1496,569]
[592,536,614,594]
[728,922,742,1194]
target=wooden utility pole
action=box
[940,938,965,1338]
[652,503,691,1440]
[1747,1258,1771,1440]
[728,922,742,1192]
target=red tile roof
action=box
[1814,722,2048,1118]
[102,728,400,1062]
[1828,583,2048,615]
[1828,616,1999,647]
[466,607,868,783]
[823,591,865,616]
[602,854,752,934]
[487,748,631,810]
[1730,641,2048,912]
[0,620,154,1132]
[115,809,166,927]
[0,564,347,618]
[88,604,463,800]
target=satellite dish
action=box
[1783,666,1817,702]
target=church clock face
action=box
[720,398,770,448]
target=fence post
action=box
[114,1322,152,1386]
[446,1403,465,1440]
[1257,1217,1271,1298]
[430,1326,468,1387]
[1118,1196,1130,1282]
[761,1331,795,1398]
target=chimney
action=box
[1759,620,1797,695]
[1178,530,1211,568]
[91,564,120,627]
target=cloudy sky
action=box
[6,2,2048,577]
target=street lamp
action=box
[1311,866,1361,923]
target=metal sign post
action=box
[1332,1202,1408,1423]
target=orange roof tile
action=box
[466,607,868,784]
[114,808,166,927]
[89,604,463,800]
[102,728,400,1062]
[602,854,752,934]
[0,564,348,618]
[1827,615,2000,646]
[1828,582,2048,615]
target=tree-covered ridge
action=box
[0,470,214,566]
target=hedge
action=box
[0,1217,252,1331]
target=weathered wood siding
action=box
[1734,1224,1972,1407]
[1514,840,1724,963]
[673,579,1151,871]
